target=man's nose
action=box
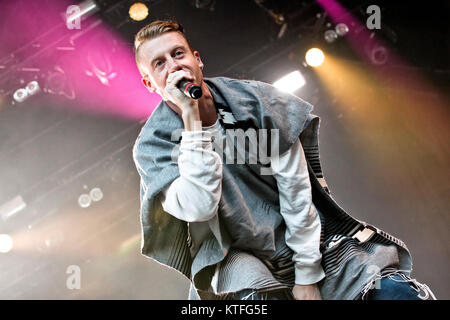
[167,57,182,74]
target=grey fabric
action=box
[133,76,413,300]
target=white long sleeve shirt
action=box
[158,118,325,285]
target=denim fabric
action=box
[367,274,422,300]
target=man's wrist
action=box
[294,263,326,285]
[182,104,202,131]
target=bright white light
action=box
[13,88,28,103]
[0,234,13,253]
[273,71,306,93]
[90,187,103,202]
[78,194,91,208]
[26,81,40,95]
[305,48,325,67]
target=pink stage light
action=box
[1,0,161,120]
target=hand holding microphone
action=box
[177,79,202,99]
[164,70,203,131]
[164,70,202,112]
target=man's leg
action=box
[366,274,423,300]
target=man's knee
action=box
[368,274,422,300]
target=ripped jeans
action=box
[234,272,435,300]
[364,274,424,300]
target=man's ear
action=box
[193,51,204,70]
[141,76,156,93]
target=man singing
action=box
[132,20,434,300]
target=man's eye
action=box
[175,51,183,56]
[155,61,163,67]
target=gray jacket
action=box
[133,76,413,299]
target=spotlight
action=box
[324,30,338,43]
[85,37,118,86]
[364,33,389,65]
[78,194,91,208]
[273,71,306,93]
[0,234,13,253]
[305,48,325,67]
[129,2,149,21]
[44,66,75,99]
[46,70,66,94]
[0,195,27,221]
[369,45,388,65]
[26,81,40,95]
[89,187,103,202]
[335,23,349,36]
[13,88,28,103]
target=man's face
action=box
[137,31,204,98]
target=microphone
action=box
[178,79,202,99]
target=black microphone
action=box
[178,79,202,99]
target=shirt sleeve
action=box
[158,130,223,222]
[271,138,326,285]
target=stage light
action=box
[13,88,28,103]
[89,187,103,202]
[364,33,389,65]
[305,48,325,67]
[26,81,40,95]
[85,36,118,86]
[78,194,91,208]
[324,30,338,43]
[46,70,66,94]
[129,2,149,21]
[335,23,349,36]
[273,71,306,93]
[369,45,388,65]
[0,195,27,221]
[0,234,13,253]
[45,67,75,99]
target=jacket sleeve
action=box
[158,130,223,222]
[271,137,326,285]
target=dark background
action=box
[0,0,448,299]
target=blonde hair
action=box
[134,20,194,75]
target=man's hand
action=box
[164,70,198,112]
[292,283,322,300]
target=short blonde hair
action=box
[134,20,194,75]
